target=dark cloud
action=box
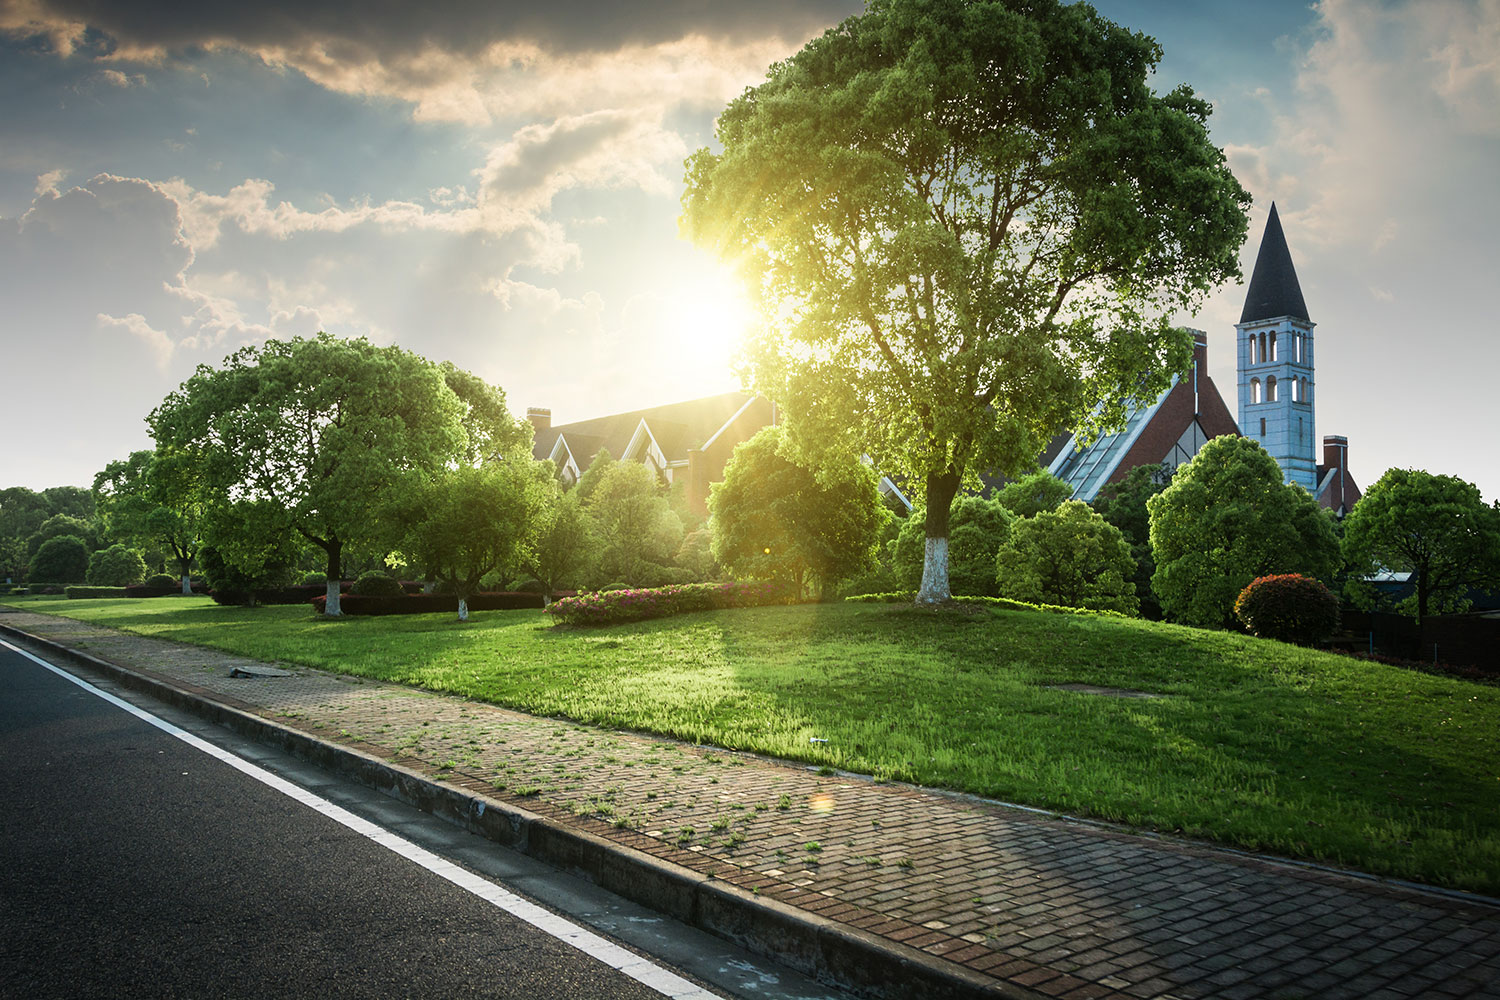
[6,0,860,58]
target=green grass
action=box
[7,594,1499,894]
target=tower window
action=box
[1251,378,1262,404]
[1266,375,1278,402]
[1302,377,1309,403]
[1269,332,1278,362]
[1259,332,1268,364]
[1260,417,1266,436]
[1289,378,1299,402]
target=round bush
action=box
[301,572,327,586]
[1234,573,1340,645]
[350,571,404,597]
[30,535,90,584]
[145,572,179,589]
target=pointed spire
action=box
[1239,203,1310,324]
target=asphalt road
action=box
[0,642,698,1000]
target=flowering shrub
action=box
[545,581,799,626]
[1234,573,1340,645]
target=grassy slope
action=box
[7,595,1497,894]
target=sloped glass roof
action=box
[1046,378,1176,502]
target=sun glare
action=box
[658,261,758,383]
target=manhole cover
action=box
[228,666,293,678]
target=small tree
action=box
[197,540,298,606]
[29,535,89,583]
[892,495,1013,596]
[1234,574,1339,645]
[86,544,149,587]
[400,463,543,621]
[1148,436,1339,628]
[1092,464,1173,618]
[94,449,205,595]
[519,481,596,600]
[1341,468,1500,627]
[585,461,684,586]
[994,500,1137,613]
[709,426,888,597]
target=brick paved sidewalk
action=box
[4,608,1497,1000]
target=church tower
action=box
[1237,204,1317,490]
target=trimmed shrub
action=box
[65,586,129,599]
[310,591,545,616]
[545,581,799,627]
[301,572,327,586]
[1234,573,1340,645]
[351,571,404,597]
[86,544,149,587]
[145,573,179,589]
[27,584,65,595]
[29,535,90,584]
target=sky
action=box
[1,0,1496,502]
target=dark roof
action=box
[532,391,757,467]
[1239,203,1310,324]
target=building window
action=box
[1270,332,1278,362]
[1251,378,1262,404]
[1267,375,1278,401]
[1259,332,1268,363]
[1289,378,1299,402]
[1301,377,1309,403]
[1260,417,1266,436]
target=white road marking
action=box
[3,639,726,1000]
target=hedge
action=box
[545,581,799,627]
[310,591,546,616]
[211,582,352,607]
[124,582,209,598]
[65,586,130,599]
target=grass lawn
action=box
[6,594,1498,894]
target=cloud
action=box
[97,311,172,367]
[0,1,856,123]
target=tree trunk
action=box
[323,537,343,617]
[1415,563,1428,629]
[916,470,962,604]
[180,573,192,596]
[457,597,469,622]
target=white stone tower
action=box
[1236,204,1317,490]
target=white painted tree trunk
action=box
[457,597,469,621]
[324,578,343,616]
[180,573,192,596]
[915,535,951,604]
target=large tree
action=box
[681,0,1249,602]
[1342,469,1500,627]
[1148,436,1339,628]
[149,334,468,616]
[709,426,889,598]
[93,449,205,594]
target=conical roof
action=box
[1239,203,1310,324]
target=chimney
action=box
[526,407,551,433]
[1187,328,1208,417]
[1322,434,1347,472]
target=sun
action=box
[657,259,758,381]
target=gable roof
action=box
[1240,203,1311,324]
[532,391,760,470]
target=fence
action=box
[1339,610,1499,673]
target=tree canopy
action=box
[148,333,470,615]
[93,449,205,593]
[1342,469,1500,625]
[1148,436,1339,628]
[994,499,1137,613]
[682,0,1249,602]
[709,426,888,597]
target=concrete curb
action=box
[1,622,1044,1000]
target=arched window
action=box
[1247,336,1256,365]
[1251,378,1262,404]
[1267,375,1278,402]
[1270,332,1278,362]
[1301,377,1309,403]
[1259,333,1268,363]
[1289,379,1298,402]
